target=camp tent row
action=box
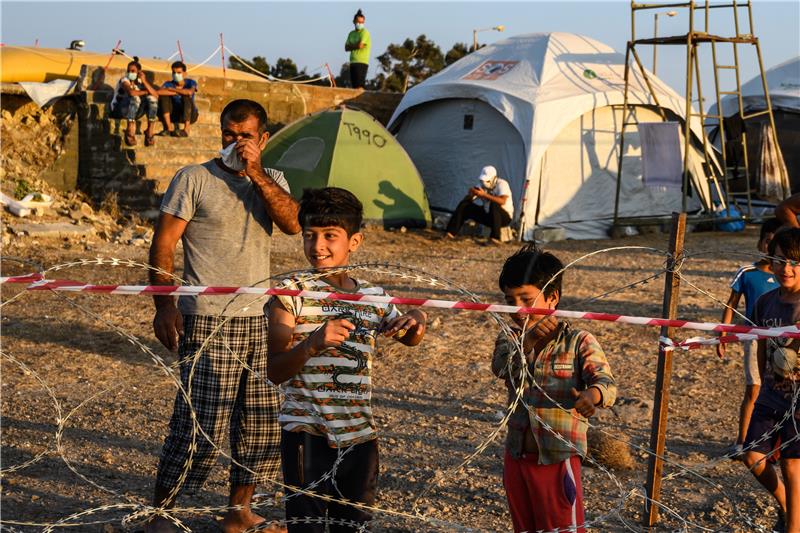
[388,32,715,240]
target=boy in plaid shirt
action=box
[492,245,617,533]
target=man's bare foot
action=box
[221,509,269,533]
[144,515,178,533]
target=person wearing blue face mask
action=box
[109,57,160,147]
[344,8,370,88]
[158,61,199,138]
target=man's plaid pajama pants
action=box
[155,314,281,492]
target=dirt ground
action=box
[0,222,784,532]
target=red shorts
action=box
[503,450,585,533]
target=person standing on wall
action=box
[345,8,370,89]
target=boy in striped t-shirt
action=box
[267,187,427,532]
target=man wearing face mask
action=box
[445,165,515,244]
[344,8,370,89]
[158,61,199,137]
[109,57,159,147]
[146,99,300,533]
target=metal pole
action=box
[680,5,696,213]
[653,13,659,74]
[91,39,122,91]
[644,211,686,526]
[325,63,336,88]
[614,43,634,226]
[219,33,227,81]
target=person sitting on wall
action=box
[109,56,159,147]
[158,61,199,137]
[445,165,514,244]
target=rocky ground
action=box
[0,202,785,532]
[0,102,67,186]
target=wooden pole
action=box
[644,211,686,526]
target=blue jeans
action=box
[116,94,158,122]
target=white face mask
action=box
[219,143,246,172]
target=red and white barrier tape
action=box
[3,274,800,346]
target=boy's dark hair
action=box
[353,8,365,22]
[127,56,142,71]
[760,218,782,242]
[298,187,363,235]
[171,60,187,72]
[220,99,268,134]
[499,244,564,299]
[768,227,800,261]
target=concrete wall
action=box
[87,66,403,129]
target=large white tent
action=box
[710,56,800,118]
[388,32,714,240]
[708,56,799,192]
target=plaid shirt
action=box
[492,321,617,465]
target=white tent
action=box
[388,32,714,240]
[710,56,800,118]
[708,56,799,192]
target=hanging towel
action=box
[639,122,683,190]
[757,122,790,204]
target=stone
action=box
[15,222,96,239]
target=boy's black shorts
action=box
[281,430,379,532]
[744,402,800,459]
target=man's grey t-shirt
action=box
[160,160,290,316]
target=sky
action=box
[2,1,798,106]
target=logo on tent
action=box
[463,60,519,81]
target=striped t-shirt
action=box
[274,276,400,448]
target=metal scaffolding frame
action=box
[613,0,786,229]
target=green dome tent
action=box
[261,107,431,228]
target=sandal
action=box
[145,134,155,147]
[124,132,136,146]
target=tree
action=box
[271,57,306,80]
[334,63,350,87]
[229,55,270,76]
[374,35,445,92]
[445,42,478,66]
[229,56,309,80]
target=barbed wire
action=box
[1,245,796,532]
